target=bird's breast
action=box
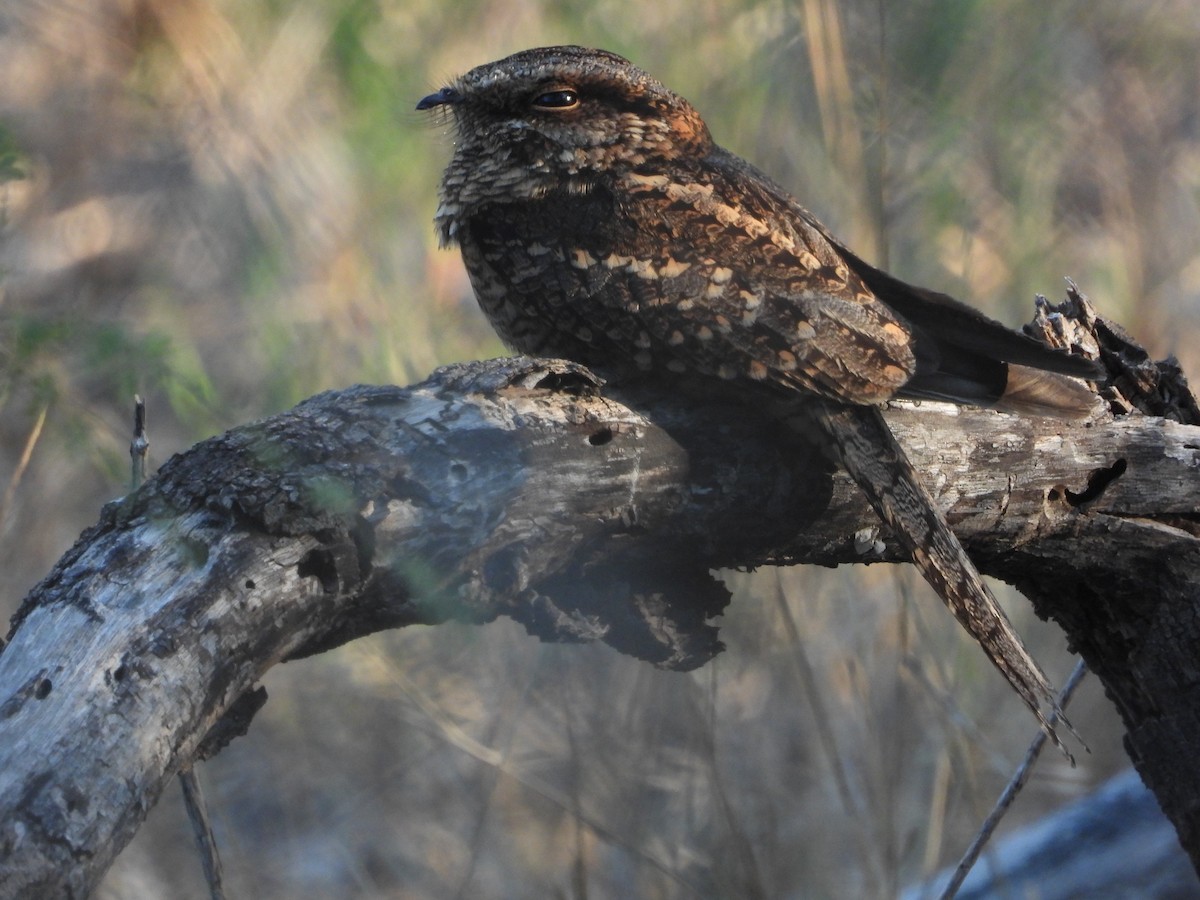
[457,195,724,379]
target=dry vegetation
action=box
[1,0,1198,896]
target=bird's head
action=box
[418,46,712,243]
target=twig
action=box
[129,395,149,490]
[0,403,48,534]
[938,659,1090,899]
[178,766,226,900]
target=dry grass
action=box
[1,1,1195,896]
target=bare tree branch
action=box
[1,294,1198,895]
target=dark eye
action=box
[532,89,580,110]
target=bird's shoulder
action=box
[604,149,876,304]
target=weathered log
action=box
[1,291,1198,895]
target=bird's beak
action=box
[416,87,462,110]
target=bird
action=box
[418,45,1099,751]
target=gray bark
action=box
[1,293,1198,896]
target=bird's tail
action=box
[825,236,1105,420]
[808,400,1077,759]
[995,365,1102,420]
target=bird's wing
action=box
[690,148,1100,414]
[598,157,920,404]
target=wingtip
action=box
[997,366,1102,420]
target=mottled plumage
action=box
[419,46,1098,749]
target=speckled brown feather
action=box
[420,46,1096,748]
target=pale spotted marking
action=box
[714,204,741,226]
[656,178,783,251]
[664,181,715,205]
[601,251,688,281]
[740,290,762,310]
[740,217,771,240]
[570,248,597,269]
[623,172,671,191]
[629,257,658,279]
[658,258,691,277]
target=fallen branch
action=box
[1,291,1198,894]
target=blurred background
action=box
[2,0,1198,897]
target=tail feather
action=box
[809,400,1076,758]
[995,365,1101,420]
[902,365,1100,420]
[825,236,1105,417]
[831,239,1101,379]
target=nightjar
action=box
[419,46,1098,749]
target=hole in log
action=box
[1065,458,1128,507]
[588,427,613,446]
[298,547,339,593]
[534,369,598,395]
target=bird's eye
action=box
[532,89,580,110]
